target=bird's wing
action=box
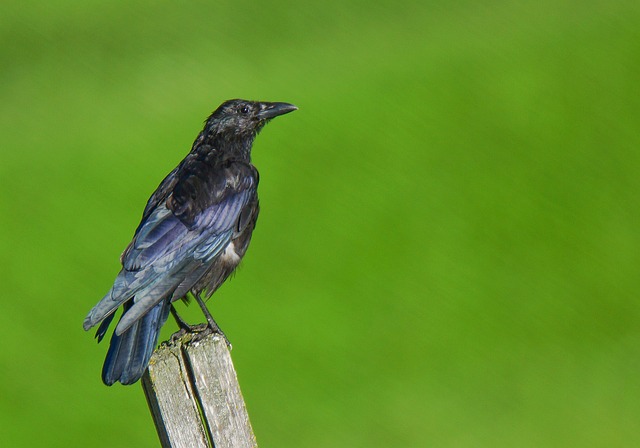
[129,144,204,235]
[83,161,258,333]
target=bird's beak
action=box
[257,102,298,119]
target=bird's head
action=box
[204,99,297,141]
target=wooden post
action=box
[142,328,258,448]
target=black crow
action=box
[83,99,297,385]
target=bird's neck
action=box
[197,131,256,162]
[220,134,254,161]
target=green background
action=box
[1,0,639,446]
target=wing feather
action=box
[84,162,258,332]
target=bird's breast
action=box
[220,241,242,265]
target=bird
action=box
[83,99,297,385]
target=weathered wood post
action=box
[141,328,258,448]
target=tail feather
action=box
[95,312,116,343]
[101,299,171,386]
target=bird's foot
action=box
[170,322,232,346]
[169,298,232,348]
[187,323,232,349]
[193,293,232,349]
[169,317,232,349]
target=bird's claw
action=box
[191,323,232,349]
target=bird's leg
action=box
[194,293,232,349]
[169,305,205,342]
[170,305,191,331]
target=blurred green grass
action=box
[1,0,639,446]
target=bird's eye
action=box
[240,106,250,115]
